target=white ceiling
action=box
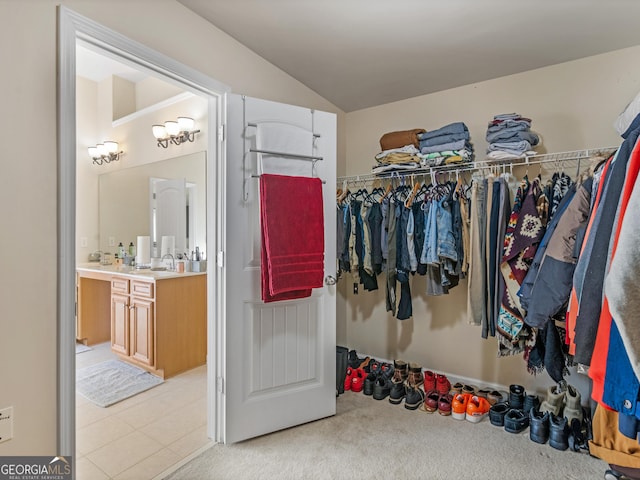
[177,0,640,112]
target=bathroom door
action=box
[152,178,186,257]
[221,94,337,443]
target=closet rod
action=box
[336,147,617,184]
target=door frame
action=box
[57,6,230,456]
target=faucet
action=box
[161,253,175,271]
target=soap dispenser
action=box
[118,242,126,258]
[128,242,136,257]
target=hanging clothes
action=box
[496,176,546,356]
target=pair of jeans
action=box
[420,200,439,266]
[467,178,487,326]
[487,140,533,155]
[486,119,531,134]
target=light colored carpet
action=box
[76,359,163,408]
[75,342,92,354]
[164,391,608,480]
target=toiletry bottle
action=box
[118,242,126,258]
[129,242,136,257]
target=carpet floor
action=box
[164,390,608,480]
[76,359,163,408]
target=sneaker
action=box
[423,389,440,413]
[487,390,505,406]
[452,393,471,420]
[438,393,453,416]
[450,382,464,394]
[466,395,491,423]
[344,367,354,391]
[529,408,550,444]
[372,376,392,400]
[363,372,377,396]
[350,368,366,393]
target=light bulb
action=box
[177,117,195,132]
[152,125,167,139]
[88,146,98,158]
[165,121,180,136]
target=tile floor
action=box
[75,342,212,479]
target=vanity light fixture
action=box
[152,117,200,148]
[88,141,123,165]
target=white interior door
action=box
[153,178,186,257]
[222,94,337,443]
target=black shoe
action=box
[509,385,525,410]
[372,376,391,400]
[489,402,510,427]
[389,382,406,405]
[523,393,540,414]
[363,372,377,396]
[348,350,360,369]
[529,408,550,444]
[549,413,569,450]
[504,409,529,433]
[404,386,425,410]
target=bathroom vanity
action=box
[76,264,206,378]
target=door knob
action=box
[324,275,337,286]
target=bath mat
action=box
[76,359,163,407]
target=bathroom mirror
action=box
[98,151,206,258]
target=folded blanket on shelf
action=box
[260,173,325,303]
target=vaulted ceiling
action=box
[177,0,640,112]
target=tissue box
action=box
[191,260,207,272]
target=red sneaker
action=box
[350,368,366,393]
[344,367,354,391]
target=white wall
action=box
[0,0,344,456]
[341,45,640,395]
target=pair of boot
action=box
[389,360,424,410]
[539,383,583,425]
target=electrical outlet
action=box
[0,406,13,444]
[108,237,116,247]
[80,237,88,248]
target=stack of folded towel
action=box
[417,122,474,167]
[486,113,541,160]
[372,128,425,174]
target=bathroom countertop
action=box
[77,263,206,280]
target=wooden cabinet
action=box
[111,292,129,356]
[76,266,206,379]
[109,277,155,367]
[129,281,154,366]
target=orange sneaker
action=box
[451,393,471,420]
[466,395,491,423]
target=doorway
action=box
[57,5,229,468]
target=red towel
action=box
[260,174,325,303]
